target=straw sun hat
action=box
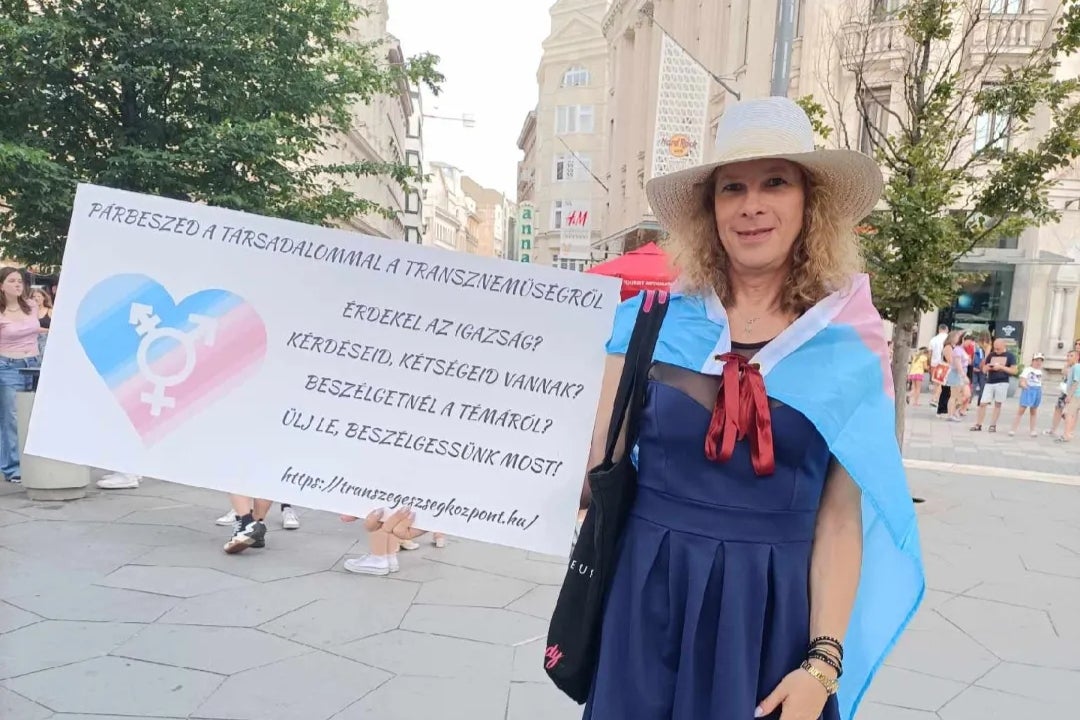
[645,96,883,232]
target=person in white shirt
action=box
[928,324,949,404]
[1009,353,1045,437]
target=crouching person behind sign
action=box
[339,506,444,576]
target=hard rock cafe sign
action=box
[665,134,695,158]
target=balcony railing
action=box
[973,13,1048,55]
[840,19,905,68]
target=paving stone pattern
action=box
[902,401,1078,475]
[1,469,1078,719]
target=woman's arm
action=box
[809,460,863,662]
[756,460,864,717]
[580,354,626,509]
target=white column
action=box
[1048,286,1065,353]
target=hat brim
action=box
[644,148,883,235]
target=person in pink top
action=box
[0,268,41,482]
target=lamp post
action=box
[423,112,475,128]
[771,0,798,96]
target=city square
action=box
[1,407,1079,720]
[3,0,1080,718]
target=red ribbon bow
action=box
[704,352,776,476]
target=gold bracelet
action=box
[801,660,839,695]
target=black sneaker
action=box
[223,519,266,554]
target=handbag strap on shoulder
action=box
[602,291,669,464]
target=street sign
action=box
[990,320,1024,351]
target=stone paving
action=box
[1,467,1078,719]
[902,398,1077,475]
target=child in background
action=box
[907,347,930,406]
[1046,350,1077,437]
[1010,352,1045,437]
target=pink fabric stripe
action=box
[832,280,894,398]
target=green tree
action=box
[0,0,442,268]
[814,0,1080,443]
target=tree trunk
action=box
[890,305,918,450]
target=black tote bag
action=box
[544,290,669,704]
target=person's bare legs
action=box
[974,399,989,428]
[909,378,923,406]
[1063,403,1078,441]
[1049,404,1064,435]
[989,401,1004,429]
[341,508,414,576]
[228,495,272,519]
[224,494,271,554]
[1009,407,1024,435]
[1028,408,1038,435]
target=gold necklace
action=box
[743,317,760,335]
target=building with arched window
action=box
[584,0,1079,372]
[514,0,610,272]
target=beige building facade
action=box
[597,0,783,259]
[798,0,1080,370]
[317,0,422,242]
[462,177,515,259]
[514,0,610,271]
[559,0,1079,370]
[422,161,481,255]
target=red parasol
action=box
[587,242,677,300]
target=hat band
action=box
[713,127,813,164]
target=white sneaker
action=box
[282,507,300,530]
[216,510,238,526]
[389,555,400,573]
[344,554,391,576]
[399,540,420,551]
[97,473,140,490]
[433,534,447,549]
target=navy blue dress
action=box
[584,359,841,720]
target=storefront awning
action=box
[592,219,663,249]
[956,248,1075,267]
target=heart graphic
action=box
[76,274,267,444]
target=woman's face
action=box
[2,273,23,300]
[713,159,806,274]
[31,290,44,305]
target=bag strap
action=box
[602,291,669,464]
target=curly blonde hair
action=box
[661,167,863,315]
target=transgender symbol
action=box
[129,302,218,416]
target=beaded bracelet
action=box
[807,649,843,678]
[810,636,844,659]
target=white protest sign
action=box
[27,184,621,555]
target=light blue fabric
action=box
[606,290,925,720]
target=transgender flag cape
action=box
[607,274,925,720]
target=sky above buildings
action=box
[388,0,552,199]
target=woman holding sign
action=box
[0,267,41,483]
[568,98,923,720]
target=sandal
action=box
[988,425,996,433]
[970,424,982,431]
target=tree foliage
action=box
[0,0,442,267]
[814,0,1080,441]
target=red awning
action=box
[587,242,676,300]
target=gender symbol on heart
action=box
[76,274,267,445]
